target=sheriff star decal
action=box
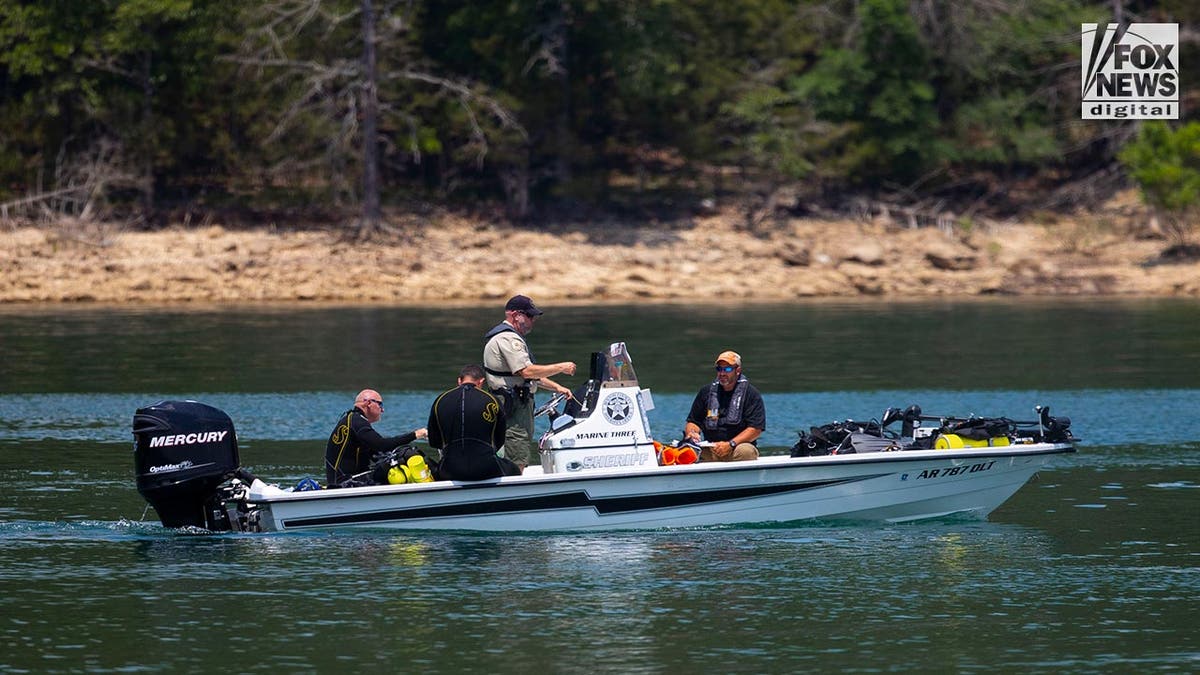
[602,392,634,426]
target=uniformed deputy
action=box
[427,364,520,480]
[325,388,428,487]
[482,294,576,470]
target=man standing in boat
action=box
[483,294,576,471]
[427,364,520,480]
[683,351,763,461]
[324,389,427,487]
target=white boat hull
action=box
[238,444,1072,532]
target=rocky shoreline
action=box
[3,205,1198,304]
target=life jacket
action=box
[483,321,517,340]
[705,376,749,431]
[482,322,536,378]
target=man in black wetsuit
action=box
[427,364,520,481]
[325,388,428,487]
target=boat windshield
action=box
[558,342,638,423]
[601,342,637,385]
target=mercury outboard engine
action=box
[133,400,242,530]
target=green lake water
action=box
[0,298,1197,672]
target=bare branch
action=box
[1,138,143,229]
[229,56,358,78]
[389,69,528,140]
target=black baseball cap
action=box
[505,294,544,316]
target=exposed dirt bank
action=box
[3,200,1198,304]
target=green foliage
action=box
[707,2,828,183]
[951,96,1059,165]
[723,86,815,180]
[1,0,1184,220]
[931,1,1090,170]
[0,0,249,206]
[1120,122,1200,214]
[790,0,943,185]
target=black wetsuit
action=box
[324,407,419,487]
[427,383,518,480]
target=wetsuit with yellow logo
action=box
[324,407,419,487]
[427,383,518,480]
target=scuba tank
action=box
[404,454,433,483]
[371,448,435,485]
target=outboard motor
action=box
[1036,405,1074,443]
[133,400,241,530]
[900,404,923,440]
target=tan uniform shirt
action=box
[483,326,537,393]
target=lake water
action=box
[0,299,1197,672]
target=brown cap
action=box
[715,350,742,366]
[504,294,544,316]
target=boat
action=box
[132,342,1077,533]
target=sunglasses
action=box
[364,398,384,410]
[715,365,737,373]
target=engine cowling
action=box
[133,400,240,530]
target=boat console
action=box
[537,342,659,474]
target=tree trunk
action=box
[358,0,382,239]
[140,49,156,223]
[547,1,571,191]
[501,157,531,220]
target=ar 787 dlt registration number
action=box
[913,460,997,480]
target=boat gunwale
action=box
[247,442,1076,504]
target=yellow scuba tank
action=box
[378,450,433,484]
[405,454,433,483]
[386,464,409,484]
[934,434,1011,449]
